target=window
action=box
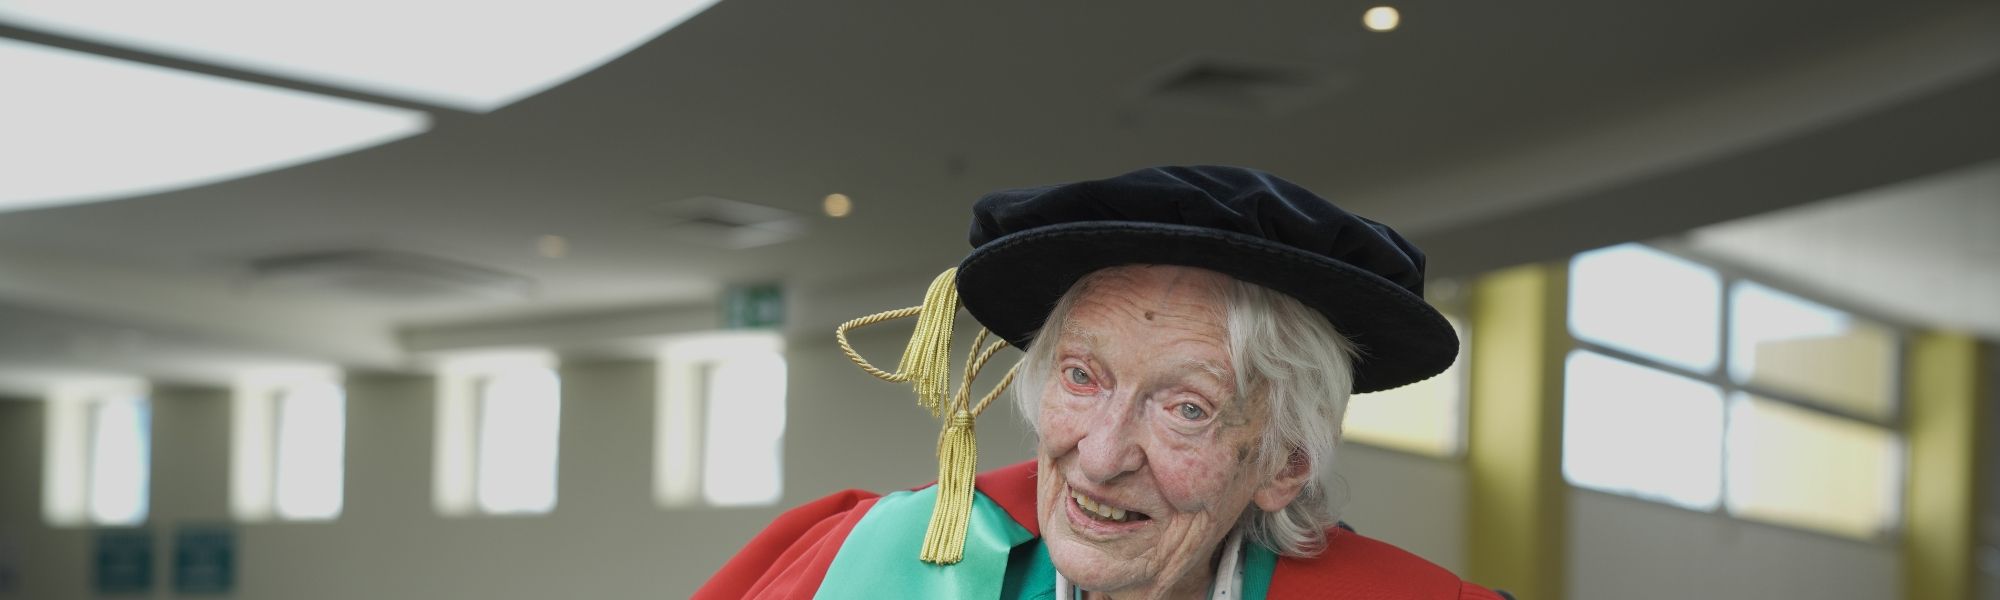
[1563,350,1724,510]
[232,372,345,521]
[657,332,788,508]
[1563,243,1904,538]
[1729,282,1897,420]
[43,380,151,526]
[1346,316,1466,457]
[1568,243,1722,372]
[1724,395,1901,537]
[474,368,562,513]
[434,352,561,516]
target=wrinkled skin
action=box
[1036,265,1310,600]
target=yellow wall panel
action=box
[1466,263,1569,600]
[1903,333,1987,600]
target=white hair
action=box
[1011,268,1360,557]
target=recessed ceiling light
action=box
[823,193,853,218]
[0,0,725,112]
[0,38,429,213]
[1363,6,1401,32]
[537,235,569,259]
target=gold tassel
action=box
[921,411,978,564]
[897,268,960,416]
[831,270,1022,566]
[917,332,1019,565]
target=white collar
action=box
[1054,529,1245,600]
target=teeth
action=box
[1071,490,1135,522]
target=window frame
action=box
[83,394,151,526]
[269,381,346,520]
[655,331,788,509]
[468,367,562,516]
[1342,310,1472,460]
[1561,346,1728,511]
[43,380,152,527]
[431,351,562,518]
[232,373,347,522]
[1565,243,1908,541]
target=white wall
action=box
[0,329,981,599]
[1568,488,1900,600]
[0,324,1921,600]
[0,327,1470,599]
[1334,444,1467,572]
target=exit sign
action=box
[174,525,234,595]
[724,284,784,329]
[94,529,153,595]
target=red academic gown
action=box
[697,460,1508,599]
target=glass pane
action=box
[1725,395,1900,538]
[476,368,561,514]
[87,396,150,525]
[1729,282,1896,420]
[1346,317,1464,457]
[1569,244,1722,372]
[275,382,345,520]
[1563,351,1724,510]
[702,352,787,507]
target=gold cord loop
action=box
[832,267,1020,565]
[832,269,960,415]
[834,306,923,381]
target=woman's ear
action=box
[1252,450,1311,512]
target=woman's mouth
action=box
[1070,489,1151,524]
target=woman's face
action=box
[1035,265,1302,598]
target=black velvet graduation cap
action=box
[955,165,1456,394]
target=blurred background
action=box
[1,0,1996,598]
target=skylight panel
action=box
[0,38,428,212]
[0,0,725,112]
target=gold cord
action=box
[833,269,1020,565]
[834,269,960,415]
[918,329,1020,564]
[835,306,922,380]
[923,412,977,563]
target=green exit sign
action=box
[724,284,784,329]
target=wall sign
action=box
[174,525,236,595]
[0,529,21,594]
[724,283,785,329]
[94,529,153,595]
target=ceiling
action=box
[1686,158,2000,338]
[1,0,1997,391]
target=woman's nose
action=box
[1073,401,1145,483]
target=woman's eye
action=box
[1175,403,1207,421]
[1064,367,1092,386]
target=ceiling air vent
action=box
[249,250,533,302]
[653,195,805,249]
[1140,57,1346,117]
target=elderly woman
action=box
[699,167,1507,599]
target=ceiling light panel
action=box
[0,38,429,212]
[0,0,726,112]
[1364,6,1401,32]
